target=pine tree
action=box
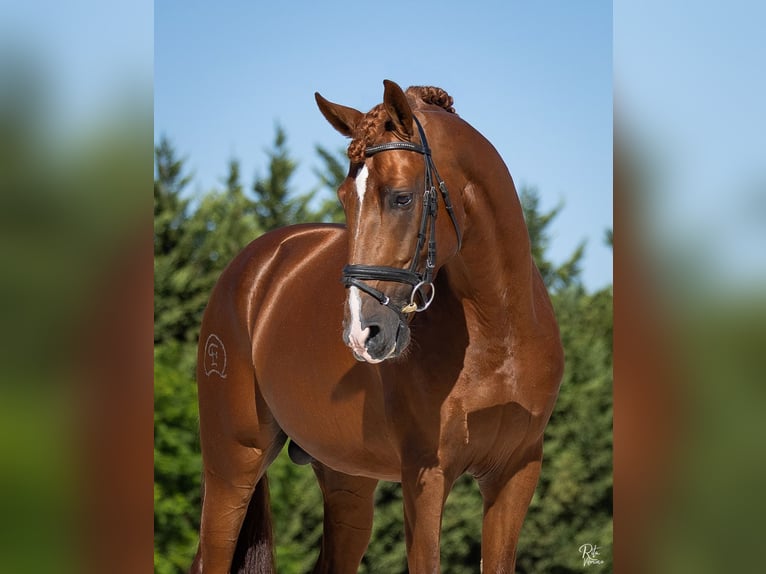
[252,125,313,231]
[188,158,260,279]
[520,185,586,291]
[154,144,263,348]
[154,136,196,344]
[154,136,192,256]
[311,144,347,223]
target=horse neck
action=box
[443,137,538,338]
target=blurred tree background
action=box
[154,128,613,573]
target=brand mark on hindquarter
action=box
[203,333,227,378]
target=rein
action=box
[342,116,462,315]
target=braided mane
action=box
[347,86,456,163]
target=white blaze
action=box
[351,164,369,246]
[354,164,368,202]
[348,164,380,362]
[347,286,369,351]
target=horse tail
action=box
[230,476,276,574]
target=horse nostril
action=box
[366,324,381,343]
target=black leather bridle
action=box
[342,116,462,315]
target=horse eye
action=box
[393,193,413,208]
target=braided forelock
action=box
[346,85,456,163]
[347,104,387,164]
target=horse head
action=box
[316,80,463,363]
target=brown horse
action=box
[189,80,563,574]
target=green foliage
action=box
[154,343,201,574]
[360,477,484,574]
[153,130,612,573]
[360,483,407,573]
[440,476,483,573]
[154,143,261,346]
[311,144,347,223]
[154,135,195,344]
[521,185,585,291]
[154,136,192,256]
[268,451,323,573]
[252,125,312,231]
[517,284,613,573]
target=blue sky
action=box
[155,1,613,291]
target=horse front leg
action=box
[401,464,453,573]
[478,440,543,573]
[311,463,378,574]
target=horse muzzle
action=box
[343,286,411,363]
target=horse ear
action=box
[315,93,363,138]
[382,79,414,139]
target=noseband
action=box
[342,116,462,315]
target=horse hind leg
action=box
[311,463,378,574]
[191,325,286,573]
[230,474,276,574]
[189,431,285,574]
